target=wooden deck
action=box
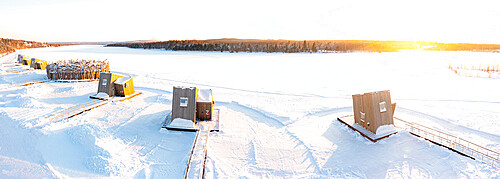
[337,115,397,142]
[163,109,220,132]
[161,109,221,178]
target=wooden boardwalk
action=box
[36,92,142,127]
[184,125,210,179]
[184,109,220,179]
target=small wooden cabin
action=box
[90,72,135,99]
[22,58,31,66]
[113,76,135,97]
[30,58,42,68]
[172,87,214,122]
[352,90,395,134]
[17,54,26,64]
[97,72,123,97]
[34,60,47,70]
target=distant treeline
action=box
[106,39,500,53]
[0,38,67,54]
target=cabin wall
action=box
[113,78,135,97]
[196,102,213,120]
[35,61,47,70]
[172,87,197,122]
[23,58,31,66]
[123,79,135,95]
[30,58,41,68]
[352,90,394,134]
[114,83,125,97]
[97,73,112,96]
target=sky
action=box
[1,0,499,43]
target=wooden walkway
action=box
[0,78,49,90]
[19,80,50,86]
[36,92,142,127]
[184,125,210,179]
[394,117,499,168]
[184,109,220,179]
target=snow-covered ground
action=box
[0,45,499,178]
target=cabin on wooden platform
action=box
[163,87,218,132]
[90,72,136,100]
[30,58,42,68]
[352,90,396,134]
[34,60,47,70]
[338,90,397,142]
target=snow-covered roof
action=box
[114,76,132,85]
[197,89,212,102]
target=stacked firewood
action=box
[46,59,109,80]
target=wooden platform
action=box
[162,109,220,132]
[162,110,222,178]
[337,115,397,142]
[184,125,210,179]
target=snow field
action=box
[0,46,499,178]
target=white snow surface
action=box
[91,92,110,99]
[376,124,397,136]
[0,46,499,178]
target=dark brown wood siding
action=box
[196,102,213,120]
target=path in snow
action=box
[206,102,320,178]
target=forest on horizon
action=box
[3,38,500,54]
[0,38,66,54]
[106,39,500,53]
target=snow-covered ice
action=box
[376,124,397,136]
[0,45,499,178]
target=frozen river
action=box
[0,45,498,178]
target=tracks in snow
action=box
[35,99,109,128]
[216,102,321,175]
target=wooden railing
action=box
[394,117,499,168]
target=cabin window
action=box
[180,97,188,107]
[379,101,387,113]
[102,79,107,86]
[360,112,365,122]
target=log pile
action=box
[46,59,109,80]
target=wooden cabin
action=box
[17,54,26,64]
[352,90,395,134]
[22,58,31,66]
[196,89,213,120]
[113,76,135,97]
[172,87,214,122]
[34,60,47,70]
[96,72,123,97]
[90,72,136,100]
[30,58,42,68]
